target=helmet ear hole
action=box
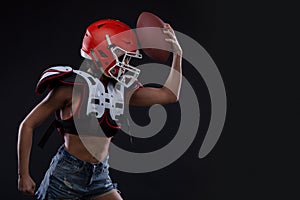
[110,68,116,74]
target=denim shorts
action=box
[35,145,117,200]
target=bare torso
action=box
[59,85,111,163]
[64,134,111,163]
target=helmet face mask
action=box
[81,19,142,88]
[105,35,142,87]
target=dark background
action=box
[1,0,297,199]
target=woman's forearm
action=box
[17,122,34,177]
[164,53,182,101]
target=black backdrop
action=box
[1,0,296,199]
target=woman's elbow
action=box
[19,120,34,134]
[162,87,179,103]
[165,93,179,104]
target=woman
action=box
[17,18,182,200]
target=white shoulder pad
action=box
[73,70,125,121]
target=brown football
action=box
[136,12,171,63]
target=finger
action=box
[163,27,175,35]
[164,23,170,28]
[164,23,175,33]
[28,184,36,195]
[27,188,35,196]
[23,190,34,196]
[165,38,177,44]
[163,30,175,39]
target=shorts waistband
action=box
[57,145,109,168]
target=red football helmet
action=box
[81,19,142,88]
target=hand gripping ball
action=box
[136,12,171,63]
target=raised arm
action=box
[17,85,72,195]
[128,23,182,106]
